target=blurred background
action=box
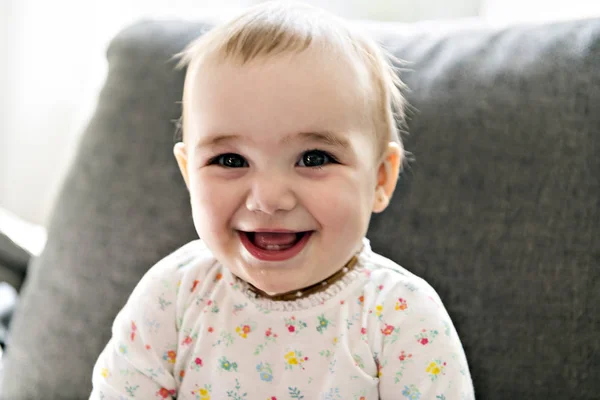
[1,0,600,250]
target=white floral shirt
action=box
[91,239,474,400]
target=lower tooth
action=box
[263,244,298,251]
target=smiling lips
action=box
[239,230,312,261]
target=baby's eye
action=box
[297,150,337,168]
[209,153,248,168]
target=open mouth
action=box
[238,231,312,262]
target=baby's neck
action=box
[244,255,359,302]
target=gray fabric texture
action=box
[0,232,31,291]
[2,17,599,400]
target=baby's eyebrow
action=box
[195,134,241,149]
[288,131,351,149]
[194,131,351,150]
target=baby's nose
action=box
[245,175,296,215]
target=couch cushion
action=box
[0,232,30,292]
[2,17,599,400]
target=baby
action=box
[91,2,474,399]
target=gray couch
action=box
[1,15,598,400]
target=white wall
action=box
[481,0,600,22]
[0,2,18,218]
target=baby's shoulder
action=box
[134,240,220,295]
[359,251,448,319]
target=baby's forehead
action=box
[192,43,372,90]
[185,50,375,141]
[190,47,373,114]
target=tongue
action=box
[254,232,298,249]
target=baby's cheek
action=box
[189,182,225,232]
[192,175,233,209]
[319,187,370,239]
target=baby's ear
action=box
[372,142,402,213]
[173,142,190,189]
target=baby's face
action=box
[178,49,385,295]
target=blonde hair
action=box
[177,1,406,159]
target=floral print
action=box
[156,387,175,399]
[226,378,246,399]
[190,356,203,372]
[90,239,474,400]
[235,320,256,339]
[288,387,304,399]
[395,297,408,311]
[394,350,414,383]
[254,327,278,355]
[426,359,447,381]
[191,384,212,400]
[381,323,402,344]
[284,316,308,334]
[402,384,421,400]
[256,362,274,382]
[316,314,332,334]
[212,330,235,347]
[219,356,238,372]
[163,349,176,364]
[415,328,439,346]
[284,350,308,370]
[180,327,198,347]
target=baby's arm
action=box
[377,285,475,399]
[89,259,183,400]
